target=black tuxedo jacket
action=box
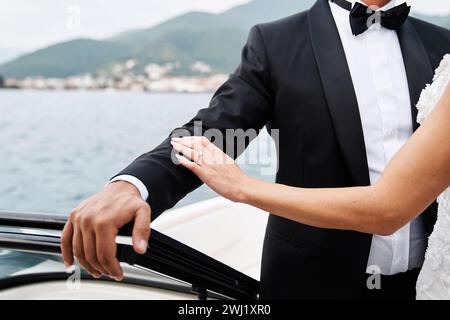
[117,0,450,299]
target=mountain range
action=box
[0,0,448,79]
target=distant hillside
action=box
[0,0,314,78]
[0,39,128,79]
[0,0,448,79]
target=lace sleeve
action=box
[416,54,450,125]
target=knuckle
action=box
[94,217,110,231]
[69,209,79,221]
[138,200,150,209]
[79,214,93,227]
[133,199,147,211]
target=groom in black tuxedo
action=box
[62,0,450,299]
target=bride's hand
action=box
[171,136,251,202]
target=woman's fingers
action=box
[172,137,231,166]
[171,136,198,147]
[172,136,217,152]
[175,153,206,182]
[171,141,201,163]
[172,136,247,202]
[175,154,203,175]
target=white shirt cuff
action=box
[109,175,149,201]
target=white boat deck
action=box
[153,197,268,280]
[0,198,268,299]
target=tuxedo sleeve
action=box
[113,26,273,219]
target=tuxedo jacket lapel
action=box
[308,0,370,186]
[397,20,434,131]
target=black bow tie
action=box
[331,0,411,36]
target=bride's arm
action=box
[242,84,450,235]
[237,86,450,235]
[172,84,450,236]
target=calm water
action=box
[0,90,275,215]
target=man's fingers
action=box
[61,220,74,267]
[82,230,107,276]
[96,228,123,281]
[73,228,101,278]
[132,204,151,254]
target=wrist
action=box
[235,175,257,203]
[107,180,141,197]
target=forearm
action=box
[240,178,398,235]
[117,26,273,218]
[116,135,203,218]
[239,85,450,236]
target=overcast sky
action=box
[1,0,449,51]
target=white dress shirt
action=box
[329,0,427,275]
[110,174,149,200]
[112,0,427,276]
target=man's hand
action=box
[61,181,151,280]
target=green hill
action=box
[0,0,313,78]
[0,0,448,79]
[0,39,129,79]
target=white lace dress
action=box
[416,54,450,300]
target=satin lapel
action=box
[308,0,370,186]
[397,20,434,131]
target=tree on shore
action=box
[0,74,4,88]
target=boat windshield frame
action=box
[0,211,260,300]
